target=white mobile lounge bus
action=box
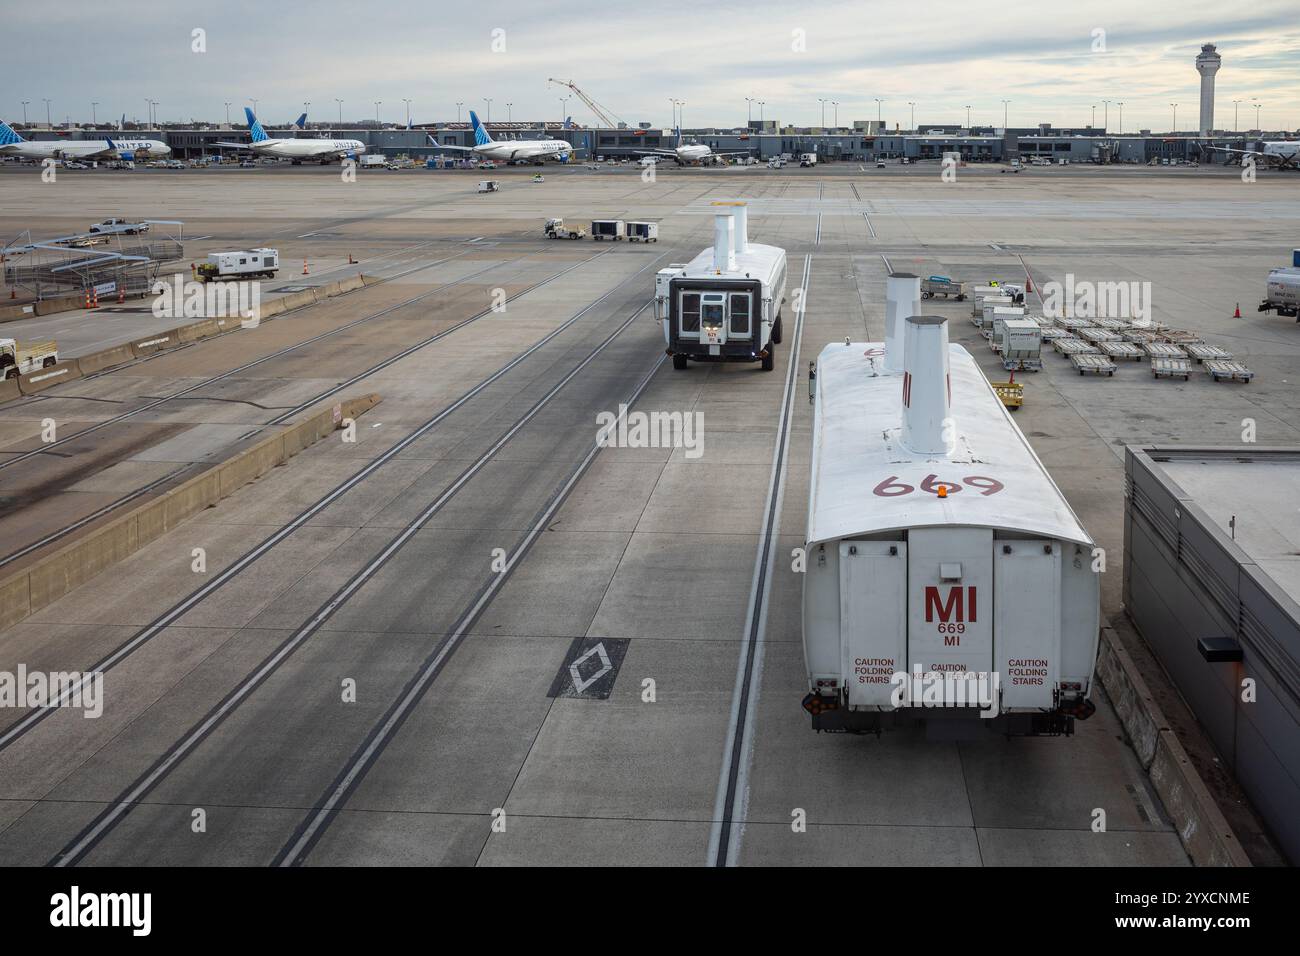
[655,202,787,371]
[802,274,1101,736]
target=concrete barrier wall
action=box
[0,303,38,323]
[0,378,21,403]
[0,393,381,633]
[76,343,136,375]
[17,360,83,395]
[1096,626,1252,867]
[34,295,86,316]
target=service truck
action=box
[0,338,59,379]
[1259,267,1300,319]
[544,218,585,240]
[196,248,279,282]
[360,154,387,168]
[921,276,967,300]
[626,221,659,243]
[800,273,1099,737]
[799,152,818,167]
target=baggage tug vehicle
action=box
[802,281,1100,736]
[655,202,787,371]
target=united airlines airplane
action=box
[215,108,365,164]
[428,110,574,165]
[0,120,170,161]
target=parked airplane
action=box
[215,108,365,164]
[1207,140,1300,170]
[427,110,574,165]
[635,127,751,166]
[0,120,170,161]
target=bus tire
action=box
[761,347,775,372]
[772,317,783,344]
[672,354,688,370]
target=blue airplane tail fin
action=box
[468,110,493,146]
[0,120,24,146]
[293,112,307,130]
[244,107,269,143]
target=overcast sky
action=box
[6,1,1297,132]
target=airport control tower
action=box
[1196,43,1221,134]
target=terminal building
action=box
[4,120,1272,166]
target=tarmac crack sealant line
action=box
[0,248,517,470]
[50,295,663,867]
[0,249,674,758]
[708,253,812,867]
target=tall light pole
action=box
[964,104,971,128]
[1170,103,1177,133]
[303,101,311,126]
[224,102,232,125]
[1090,104,1096,127]
[456,102,464,124]
[818,97,827,128]
[1102,99,1110,131]
[873,97,882,128]
[745,96,754,126]
[374,101,382,123]
[21,101,29,125]
[1253,99,1262,130]
[403,98,412,127]
[559,95,570,126]
[506,102,512,123]
[1001,99,1010,128]
[335,99,343,125]
[833,101,840,128]
[1117,102,1124,134]
[484,98,492,122]
[758,101,765,125]
[44,98,52,127]
[91,102,98,126]
[1232,99,1241,133]
[908,101,915,132]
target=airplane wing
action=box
[625,148,679,158]
[213,141,254,150]
[427,135,473,151]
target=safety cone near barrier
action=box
[91,289,99,308]
[1233,303,1241,318]
[303,258,309,275]
[84,290,91,309]
[118,286,126,304]
[1025,275,1034,293]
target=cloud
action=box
[5,0,1296,131]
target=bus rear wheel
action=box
[761,347,775,372]
[672,354,688,370]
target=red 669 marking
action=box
[872,474,1005,498]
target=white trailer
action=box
[801,285,1100,736]
[655,202,786,372]
[626,221,659,243]
[590,219,625,240]
[196,248,279,282]
[799,153,818,167]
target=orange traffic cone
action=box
[91,289,99,308]
[302,258,309,275]
[1025,275,1034,293]
[84,289,91,309]
[118,286,125,304]
[1233,303,1241,318]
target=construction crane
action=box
[547,78,625,129]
